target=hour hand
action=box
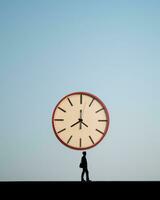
[71,121,80,127]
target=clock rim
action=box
[52,91,110,150]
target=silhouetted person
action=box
[80,151,91,182]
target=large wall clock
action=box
[52,92,110,150]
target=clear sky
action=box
[0,0,160,181]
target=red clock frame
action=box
[52,92,110,150]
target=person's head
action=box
[82,151,86,156]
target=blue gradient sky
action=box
[0,0,160,181]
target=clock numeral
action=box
[58,107,66,113]
[98,120,108,122]
[54,119,64,121]
[95,108,104,113]
[89,98,94,107]
[80,94,82,104]
[79,138,82,148]
[67,135,73,144]
[67,98,73,106]
[96,129,104,134]
[57,128,66,134]
[89,136,94,144]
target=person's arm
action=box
[81,157,84,164]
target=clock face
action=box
[52,92,110,150]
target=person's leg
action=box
[86,169,90,181]
[81,169,85,181]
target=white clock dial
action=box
[52,92,110,150]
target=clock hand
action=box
[79,121,82,129]
[80,109,82,119]
[71,120,80,127]
[79,110,83,130]
[79,118,83,130]
[81,121,88,127]
[71,110,87,129]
